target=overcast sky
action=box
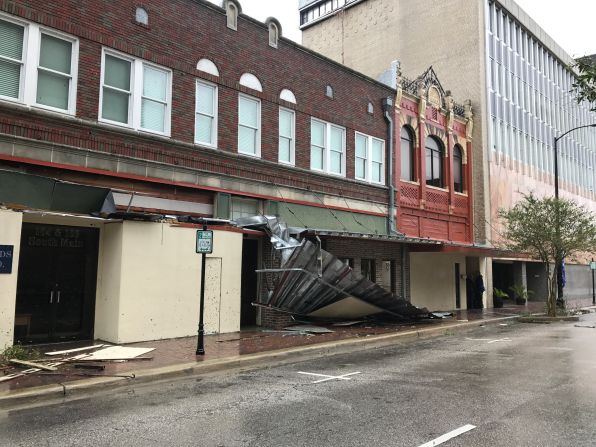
[208,0,596,57]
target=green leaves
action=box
[499,194,596,264]
[571,59,596,112]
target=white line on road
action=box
[297,371,362,384]
[417,424,476,447]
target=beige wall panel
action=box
[112,222,241,343]
[0,210,22,348]
[410,252,467,310]
[94,222,124,342]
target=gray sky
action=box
[208,0,596,57]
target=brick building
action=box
[0,0,474,347]
[299,0,596,307]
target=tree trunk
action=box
[546,262,557,317]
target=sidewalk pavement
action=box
[0,303,546,409]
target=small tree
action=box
[571,59,596,112]
[499,194,596,316]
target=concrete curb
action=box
[0,315,520,410]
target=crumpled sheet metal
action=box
[236,215,427,319]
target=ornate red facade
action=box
[394,69,474,244]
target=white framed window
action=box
[99,49,171,136]
[355,132,385,184]
[238,94,260,157]
[310,118,345,176]
[195,80,217,147]
[0,14,78,114]
[278,107,295,165]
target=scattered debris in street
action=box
[574,324,596,329]
[284,325,335,334]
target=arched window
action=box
[325,84,333,98]
[196,58,219,77]
[226,1,239,30]
[400,126,415,181]
[239,73,262,92]
[135,7,148,26]
[425,136,444,188]
[279,88,296,104]
[268,21,279,48]
[453,144,464,193]
[367,102,374,114]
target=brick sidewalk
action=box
[0,303,545,395]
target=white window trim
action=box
[355,131,385,184]
[278,107,295,165]
[310,118,346,177]
[238,93,261,158]
[0,13,79,115]
[195,79,218,148]
[98,48,172,137]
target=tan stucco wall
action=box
[95,222,242,344]
[0,210,22,348]
[410,252,467,311]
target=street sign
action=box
[591,261,596,270]
[196,230,213,254]
[0,245,14,274]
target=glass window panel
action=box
[143,66,167,101]
[356,157,365,179]
[0,59,21,98]
[372,140,383,162]
[239,97,258,127]
[311,146,324,170]
[0,19,24,60]
[330,150,342,174]
[355,134,367,158]
[101,88,129,123]
[36,70,69,109]
[238,126,256,154]
[311,121,325,146]
[195,114,213,144]
[330,126,343,151]
[39,34,71,74]
[279,110,292,138]
[372,162,382,183]
[433,152,441,186]
[104,55,131,91]
[279,137,291,162]
[141,98,165,132]
[425,150,433,181]
[196,83,214,115]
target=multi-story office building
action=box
[300,0,596,305]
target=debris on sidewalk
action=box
[284,325,335,334]
[574,324,596,329]
[45,344,107,356]
[430,312,454,319]
[9,359,57,371]
[82,346,155,361]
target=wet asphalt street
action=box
[3,315,596,446]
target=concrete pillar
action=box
[0,209,23,348]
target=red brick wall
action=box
[0,0,393,204]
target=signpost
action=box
[196,226,213,355]
[591,259,596,306]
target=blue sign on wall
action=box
[0,245,14,274]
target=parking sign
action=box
[196,230,213,254]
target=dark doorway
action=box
[493,261,515,299]
[14,223,99,343]
[240,238,259,328]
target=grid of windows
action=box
[310,119,346,176]
[300,0,362,27]
[100,50,171,135]
[355,132,384,184]
[486,0,596,194]
[0,15,78,114]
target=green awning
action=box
[267,201,387,235]
[0,169,116,215]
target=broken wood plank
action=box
[45,344,107,356]
[9,359,58,371]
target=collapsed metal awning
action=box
[236,215,428,320]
